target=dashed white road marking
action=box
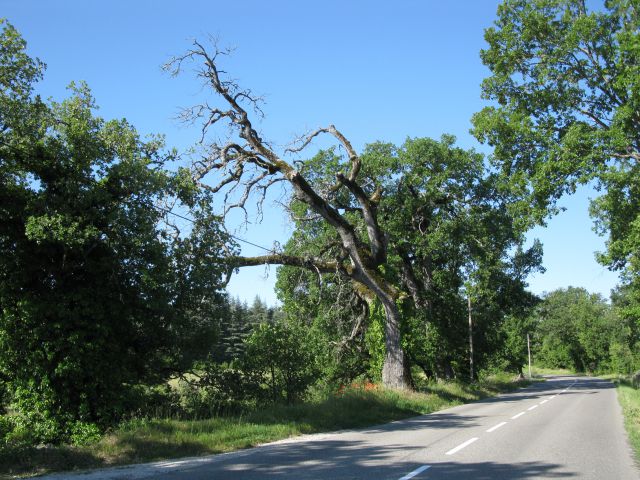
[429,379,582,465]
[398,465,431,480]
[446,437,479,455]
[486,421,507,433]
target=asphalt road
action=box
[42,375,639,479]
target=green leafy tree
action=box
[492,314,538,376]
[464,265,540,378]
[242,321,320,403]
[472,0,640,317]
[534,287,613,371]
[276,266,373,386]
[0,20,230,442]
[276,136,543,382]
[367,136,542,380]
[609,285,640,373]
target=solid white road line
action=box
[446,437,479,455]
[511,411,526,419]
[486,421,507,433]
[540,399,548,404]
[398,465,431,480]
[527,404,539,411]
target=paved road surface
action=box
[41,376,639,479]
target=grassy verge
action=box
[0,373,530,479]
[614,378,640,462]
[528,365,577,377]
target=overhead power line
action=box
[154,205,274,253]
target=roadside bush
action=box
[196,362,262,411]
[0,415,15,445]
[69,421,101,446]
[610,342,639,376]
[243,321,320,404]
[10,383,71,445]
[125,384,183,420]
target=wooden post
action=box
[468,295,474,381]
[527,333,532,379]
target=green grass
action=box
[0,373,530,479]
[528,365,577,377]
[615,379,640,462]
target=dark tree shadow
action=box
[144,438,577,479]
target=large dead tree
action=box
[165,41,411,389]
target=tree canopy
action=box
[2,1,639,453]
[0,20,230,442]
[472,0,640,295]
[275,135,543,382]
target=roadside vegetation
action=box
[0,373,528,479]
[2,0,640,478]
[615,379,640,462]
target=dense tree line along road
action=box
[3,1,640,474]
[40,376,638,480]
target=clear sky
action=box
[4,0,620,303]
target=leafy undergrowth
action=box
[615,379,640,463]
[0,373,529,479]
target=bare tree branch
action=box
[167,39,411,388]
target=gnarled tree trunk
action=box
[380,299,410,389]
[167,41,414,390]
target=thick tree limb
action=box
[227,254,344,273]
[166,39,411,389]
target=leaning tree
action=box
[167,41,541,388]
[166,42,412,388]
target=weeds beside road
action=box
[0,374,528,479]
[614,379,640,462]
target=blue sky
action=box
[4,0,620,303]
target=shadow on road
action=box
[426,460,576,479]
[161,438,576,479]
[359,412,484,433]
[468,376,613,407]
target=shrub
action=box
[69,421,101,446]
[243,322,320,404]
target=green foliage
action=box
[473,0,638,214]
[276,266,372,386]
[473,0,640,323]
[68,422,102,447]
[615,379,640,463]
[489,313,537,375]
[0,21,230,443]
[532,287,625,372]
[365,303,386,381]
[182,362,262,417]
[277,136,543,383]
[243,321,320,404]
[0,375,531,478]
[609,286,640,374]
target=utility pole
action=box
[527,333,532,379]
[468,295,474,381]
